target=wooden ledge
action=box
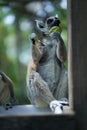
[0,105,74,116]
[0,105,75,130]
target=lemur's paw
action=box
[50,100,63,114]
[30,33,37,44]
[49,32,60,40]
[4,103,12,110]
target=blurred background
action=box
[0,0,67,104]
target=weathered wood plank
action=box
[0,105,73,116]
[0,105,75,130]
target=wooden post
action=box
[68,0,87,130]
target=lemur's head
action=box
[35,15,61,34]
[46,16,60,29]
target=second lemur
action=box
[0,72,17,109]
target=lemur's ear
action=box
[55,14,58,18]
[35,20,47,33]
[35,20,45,31]
[55,14,61,24]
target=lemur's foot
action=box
[4,103,12,110]
[4,98,17,110]
[50,100,63,114]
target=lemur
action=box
[27,15,68,114]
[0,72,17,109]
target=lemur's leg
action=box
[54,66,69,105]
[27,71,55,106]
[27,71,63,114]
[50,31,67,63]
[50,32,68,105]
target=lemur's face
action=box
[46,16,60,29]
[35,16,61,33]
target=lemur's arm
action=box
[27,33,42,80]
[32,45,42,65]
[50,32,67,63]
[30,33,42,65]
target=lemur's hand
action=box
[49,31,61,40]
[30,33,37,45]
[50,100,63,114]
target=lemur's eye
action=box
[55,17,58,20]
[47,19,53,24]
[39,24,44,28]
